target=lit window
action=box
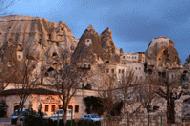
[59,105,63,109]
[44,105,49,112]
[68,105,73,109]
[75,105,79,113]
[51,105,56,112]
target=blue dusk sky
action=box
[6,0,190,62]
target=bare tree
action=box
[118,70,136,112]
[138,74,158,126]
[15,58,39,112]
[156,72,182,125]
[0,0,17,15]
[55,64,87,126]
[98,74,116,116]
[145,49,183,125]
[116,71,136,125]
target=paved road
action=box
[0,118,12,126]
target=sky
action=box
[6,0,190,62]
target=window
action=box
[111,69,114,73]
[47,67,54,72]
[52,52,58,57]
[132,56,136,59]
[59,105,63,109]
[118,69,121,73]
[106,69,109,73]
[122,69,125,74]
[14,105,20,111]
[44,105,49,112]
[18,55,21,59]
[75,105,79,113]
[171,74,174,79]
[68,105,73,109]
[51,105,56,112]
[105,60,109,63]
[85,39,92,46]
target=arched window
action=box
[52,52,58,57]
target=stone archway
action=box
[13,105,20,111]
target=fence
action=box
[101,114,188,126]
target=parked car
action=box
[49,109,73,122]
[182,113,190,121]
[81,114,103,122]
[11,108,29,125]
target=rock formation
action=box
[71,25,120,67]
[0,16,120,86]
[71,25,120,88]
[146,36,180,69]
[0,15,76,84]
[100,27,120,63]
[71,25,104,65]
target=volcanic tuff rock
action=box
[146,36,180,68]
[100,27,120,63]
[0,15,76,84]
[71,25,104,65]
[71,25,120,66]
[70,25,121,88]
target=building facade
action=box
[0,86,98,118]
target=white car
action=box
[50,109,73,121]
[81,114,103,122]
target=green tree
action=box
[83,96,104,115]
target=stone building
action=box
[0,85,98,118]
[105,63,145,83]
[120,52,145,64]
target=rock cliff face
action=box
[0,15,76,84]
[0,16,120,85]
